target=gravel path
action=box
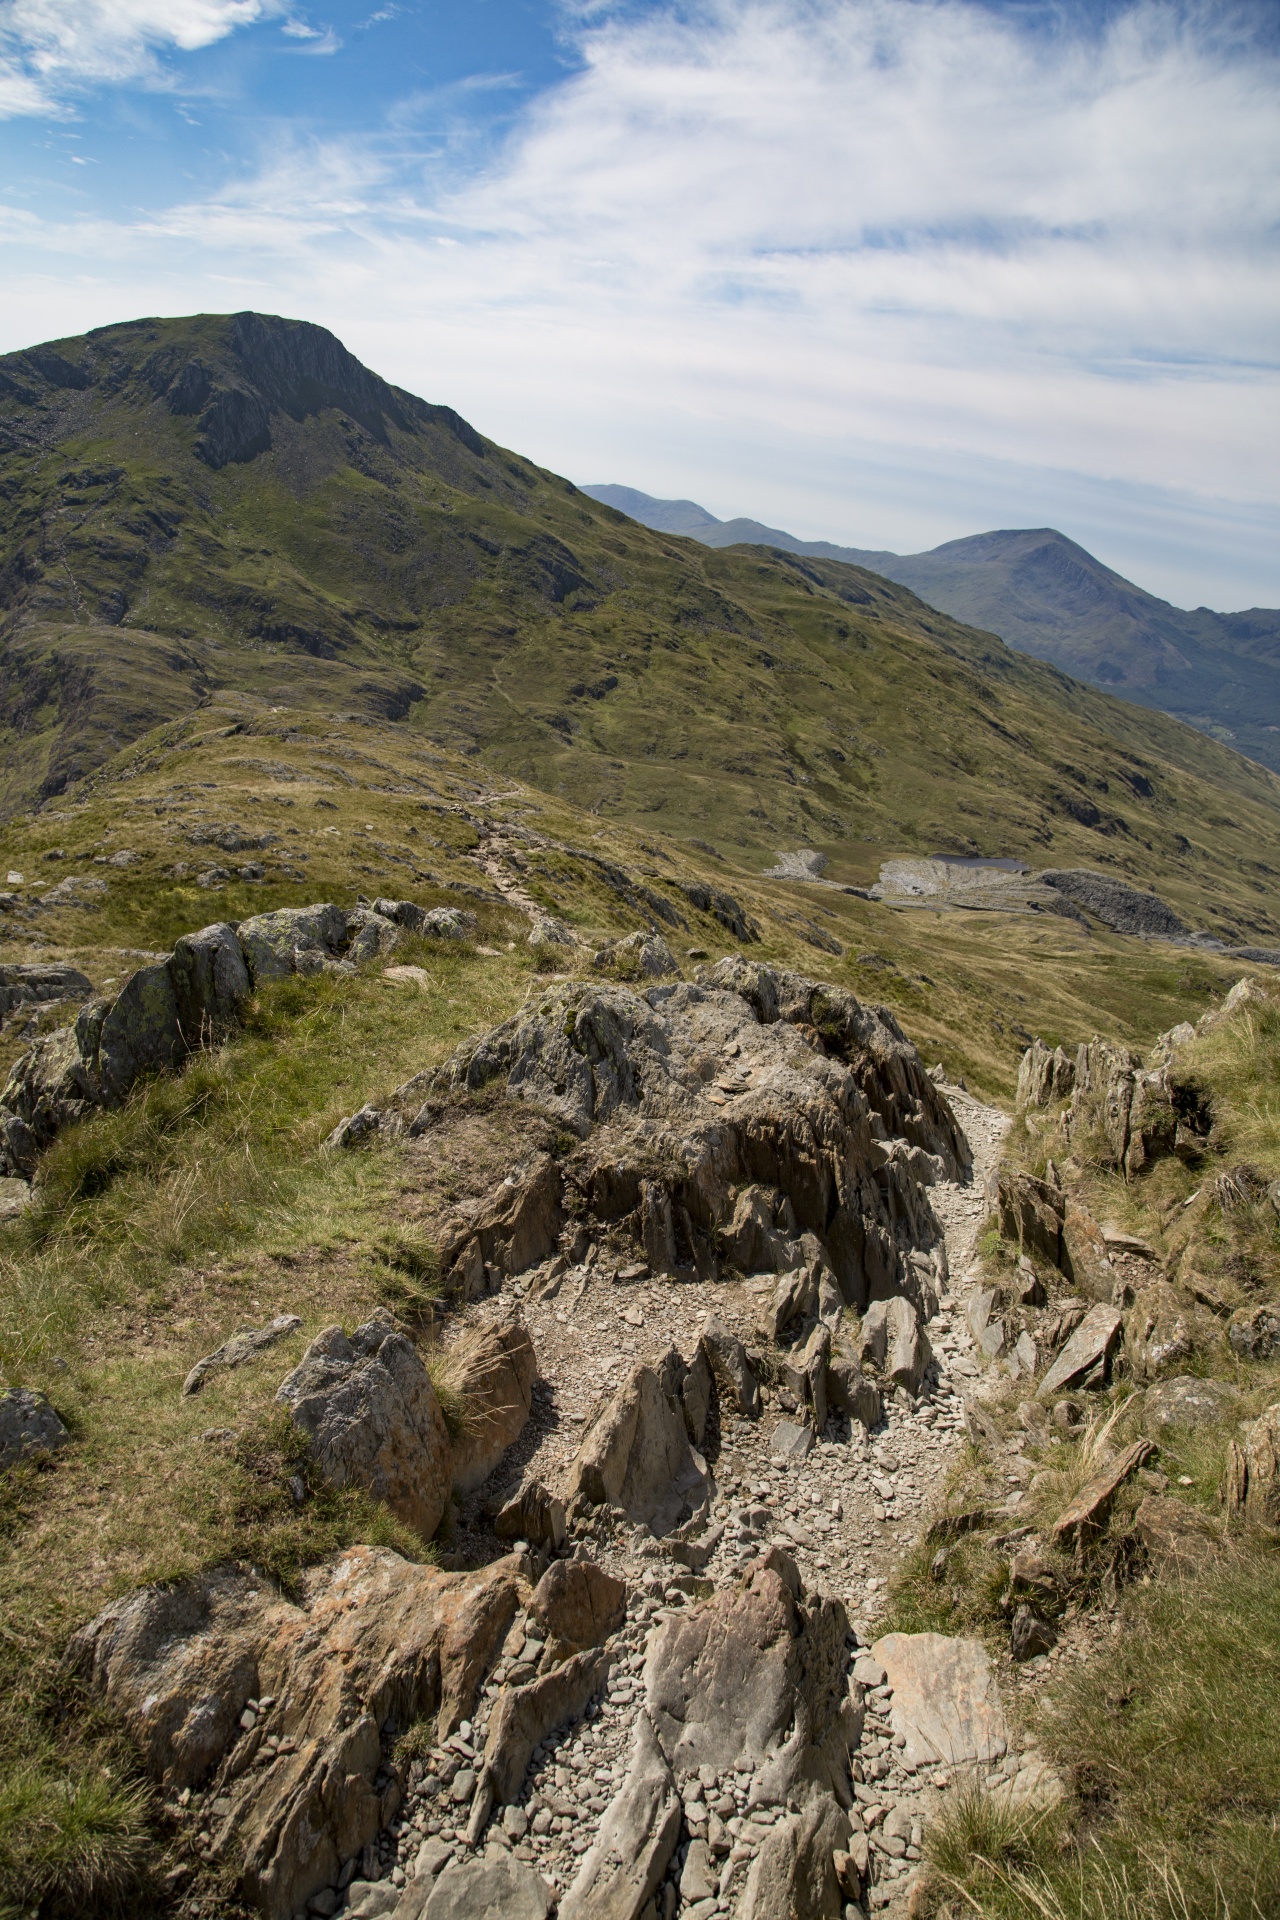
[358,1086,1039,1919]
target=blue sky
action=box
[1,0,1277,609]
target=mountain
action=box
[583,486,1280,774]
[5,314,1280,944]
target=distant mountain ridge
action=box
[583,485,1280,775]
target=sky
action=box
[0,0,1277,611]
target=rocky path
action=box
[352,1084,1033,1919]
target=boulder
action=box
[1135,1494,1218,1570]
[680,1343,713,1444]
[768,1265,819,1342]
[0,960,92,1015]
[528,1560,625,1653]
[69,1546,524,1919]
[592,932,681,980]
[276,1313,453,1538]
[1051,1439,1153,1548]
[858,1296,931,1395]
[1125,1280,1196,1379]
[571,1352,709,1536]
[558,1709,682,1920]
[438,1157,564,1295]
[0,1386,69,1471]
[323,1104,384,1151]
[182,1314,302,1396]
[870,1632,1008,1771]
[168,921,251,1036]
[373,902,477,942]
[825,1356,881,1430]
[644,1550,852,1805]
[448,1312,538,1495]
[702,1313,759,1420]
[493,1479,566,1552]
[1145,1374,1241,1431]
[724,1185,790,1274]
[1061,1201,1116,1300]
[413,1854,550,1919]
[0,1110,38,1177]
[734,1791,850,1920]
[1036,1302,1122,1398]
[237,903,351,980]
[1228,1303,1280,1361]
[0,1174,31,1218]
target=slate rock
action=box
[168,921,251,1035]
[449,1311,538,1495]
[871,1632,1009,1771]
[771,1420,815,1461]
[859,1296,931,1395]
[825,1356,881,1430]
[528,1559,626,1653]
[700,1316,761,1416]
[237,903,350,981]
[559,1709,682,1920]
[466,1648,610,1845]
[1228,1303,1280,1361]
[493,1478,566,1551]
[182,1314,303,1395]
[1226,1402,1280,1528]
[1036,1302,1122,1398]
[1009,1606,1056,1661]
[1134,1494,1218,1570]
[1051,1439,1153,1547]
[323,1104,384,1150]
[572,1351,709,1536]
[0,1386,70,1471]
[734,1790,850,1920]
[276,1313,453,1537]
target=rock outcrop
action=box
[0,1385,69,1470]
[571,1351,710,1536]
[870,1632,1008,1772]
[276,1313,453,1538]
[448,1312,538,1495]
[182,1314,303,1396]
[68,1546,526,1919]
[1226,1402,1280,1528]
[0,899,452,1173]
[413,962,967,1316]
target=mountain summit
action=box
[583,486,1280,773]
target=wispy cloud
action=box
[0,0,274,112]
[1,0,1277,604]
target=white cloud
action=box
[0,0,272,110]
[0,0,1277,604]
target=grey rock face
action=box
[593,931,682,979]
[465,1647,611,1847]
[182,1314,303,1396]
[276,1313,453,1538]
[0,961,93,1016]
[237,902,351,980]
[1229,1303,1280,1360]
[0,1386,69,1470]
[493,1478,566,1551]
[168,921,251,1036]
[559,1709,682,1920]
[1016,1039,1075,1109]
[825,1356,881,1430]
[871,1631,1009,1770]
[734,1791,850,1920]
[449,1312,538,1496]
[858,1296,931,1394]
[1145,1374,1242,1430]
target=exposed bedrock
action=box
[417,960,968,1314]
[68,1546,528,1919]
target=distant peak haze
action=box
[582,485,1280,778]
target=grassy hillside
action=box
[3,316,1280,947]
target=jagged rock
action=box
[724,1185,792,1273]
[323,1104,384,1150]
[1145,1374,1241,1430]
[448,1312,538,1495]
[0,1386,69,1470]
[465,1648,610,1847]
[0,1174,30,1217]
[1009,1606,1056,1661]
[276,1313,453,1538]
[408,1853,550,1919]
[437,1157,564,1298]
[1228,1303,1280,1361]
[644,1549,854,1806]
[527,913,577,949]
[1051,1438,1152,1547]
[679,1838,717,1901]
[870,1632,1008,1771]
[771,1420,815,1461]
[345,908,402,965]
[1067,1042,1178,1176]
[1135,1494,1218,1570]
[168,921,252,1035]
[414,964,965,1307]
[370,900,476,942]
[182,1314,302,1395]
[990,1167,1064,1268]
[571,1352,709,1535]
[679,1343,713,1444]
[700,1316,760,1416]
[1061,1201,1116,1301]
[1226,1402,1280,1528]
[593,931,682,979]
[1036,1302,1122,1398]
[559,1709,682,1920]
[1016,1040,1075,1109]
[734,1791,850,1920]
[858,1296,931,1395]
[493,1479,566,1551]
[768,1264,819,1340]
[528,1559,625,1653]
[825,1356,881,1430]
[0,1111,37,1177]
[68,1546,524,1918]
[1125,1280,1196,1378]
